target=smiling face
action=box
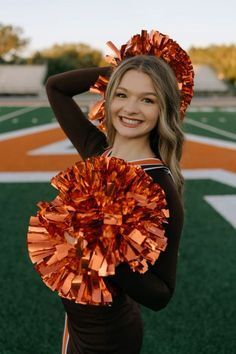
[110,69,159,140]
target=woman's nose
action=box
[123,98,139,114]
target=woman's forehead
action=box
[118,70,156,93]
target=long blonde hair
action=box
[104,55,185,198]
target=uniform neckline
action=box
[104,148,161,163]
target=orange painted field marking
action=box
[0,127,80,172]
[0,126,235,172]
[182,141,236,172]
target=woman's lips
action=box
[119,116,143,127]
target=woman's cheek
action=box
[110,100,121,115]
[110,99,118,112]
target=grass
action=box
[142,179,236,354]
[184,112,236,142]
[0,179,235,353]
[0,106,235,353]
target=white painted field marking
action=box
[0,105,41,123]
[218,117,226,123]
[183,169,236,188]
[0,121,59,141]
[1,169,235,229]
[185,133,236,150]
[188,107,215,112]
[28,139,76,155]
[29,133,236,155]
[0,172,57,182]
[1,169,235,187]
[204,195,236,229]
[16,131,236,155]
[188,107,236,112]
[185,117,236,140]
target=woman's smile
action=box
[119,116,144,127]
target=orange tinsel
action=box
[27,156,169,306]
[89,29,194,130]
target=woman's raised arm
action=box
[45,66,112,159]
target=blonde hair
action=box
[104,55,185,198]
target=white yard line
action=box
[204,195,236,229]
[28,139,76,155]
[0,169,235,187]
[188,107,215,112]
[185,117,236,140]
[0,172,58,182]
[183,169,236,188]
[1,169,235,229]
[0,121,59,141]
[188,107,236,112]
[0,105,41,123]
[185,133,236,150]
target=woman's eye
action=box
[143,98,154,104]
[115,93,126,98]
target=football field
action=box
[0,103,235,354]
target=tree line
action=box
[0,23,106,82]
[0,23,235,86]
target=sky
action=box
[1,0,235,57]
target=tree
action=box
[29,43,104,81]
[0,23,30,61]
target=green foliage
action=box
[189,45,236,85]
[28,43,104,81]
[0,23,104,80]
[0,23,30,60]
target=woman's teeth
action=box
[120,117,143,125]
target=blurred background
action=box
[0,1,235,353]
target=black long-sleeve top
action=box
[45,67,184,313]
[45,67,184,353]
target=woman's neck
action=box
[109,135,156,160]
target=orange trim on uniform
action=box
[62,314,69,354]
[129,159,163,165]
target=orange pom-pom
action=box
[89,29,194,131]
[27,156,169,306]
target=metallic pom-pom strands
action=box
[27,156,169,306]
[89,29,194,132]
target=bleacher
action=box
[193,65,229,94]
[0,64,47,95]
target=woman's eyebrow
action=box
[117,86,157,96]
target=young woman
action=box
[46,54,185,354]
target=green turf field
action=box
[0,106,235,353]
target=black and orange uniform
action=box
[45,67,184,354]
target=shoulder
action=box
[143,166,184,220]
[142,164,175,194]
